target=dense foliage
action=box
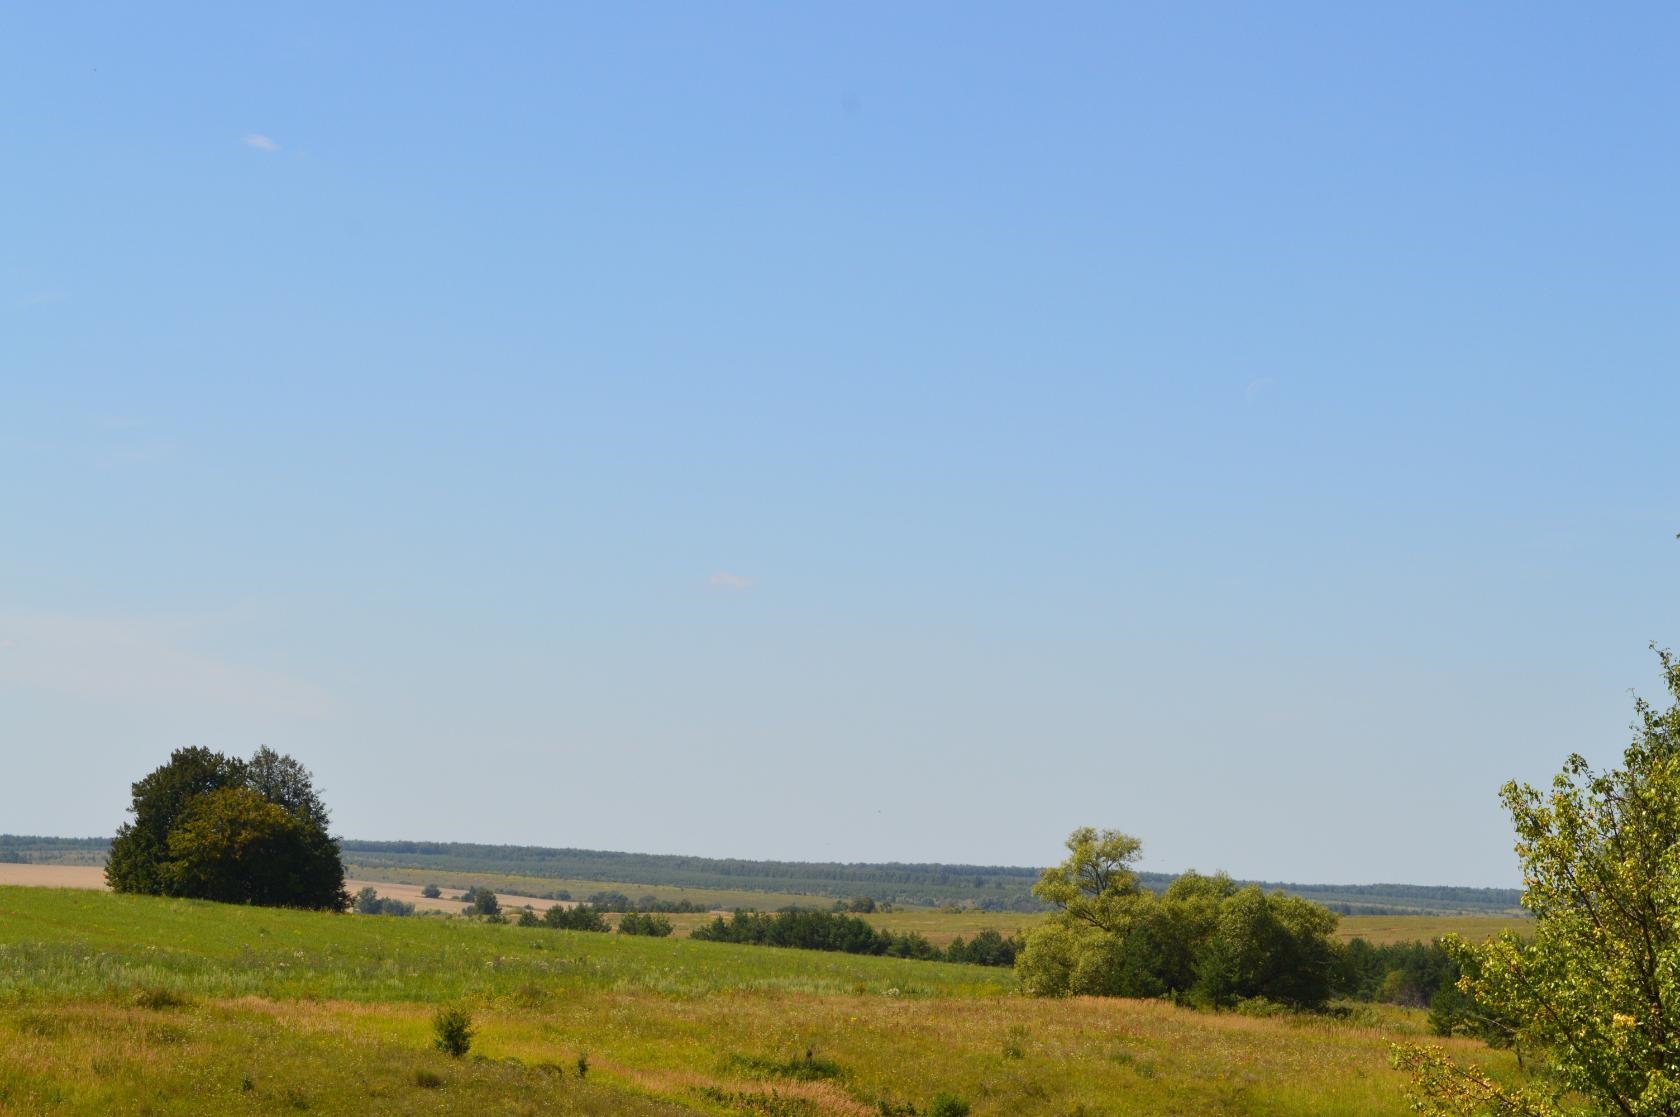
[690,909,1020,966]
[543,903,611,932]
[353,886,415,916]
[617,912,675,937]
[1399,651,1680,1116]
[1017,828,1340,1008]
[106,747,348,911]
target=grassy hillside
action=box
[0,886,1525,1115]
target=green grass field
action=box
[0,886,1525,1115]
[1335,913,1523,946]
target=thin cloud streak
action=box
[708,571,754,591]
[243,133,279,152]
[0,612,333,716]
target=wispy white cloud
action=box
[243,133,279,152]
[1244,377,1277,404]
[0,613,332,716]
[708,571,754,591]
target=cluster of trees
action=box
[1018,829,1341,1008]
[617,912,675,937]
[353,886,415,917]
[583,891,709,914]
[542,904,611,932]
[833,897,883,913]
[106,747,348,911]
[690,909,1022,967]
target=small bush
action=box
[432,1006,474,1058]
[412,1069,444,1089]
[725,1050,843,1082]
[421,884,441,899]
[927,1095,970,1117]
[576,1052,590,1079]
[132,986,189,1011]
[699,1087,818,1115]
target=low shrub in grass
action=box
[724,1050,843,1081]
[432,1006,474,1058]
[132,986,190,1010]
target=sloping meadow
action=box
[0,887,1521,1115]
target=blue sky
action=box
[5,4,1678,886]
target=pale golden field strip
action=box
[342,862,829,911]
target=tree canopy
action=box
[1017,827,1339,1008]
[106,746,348,911]
[1399,649,1680,1116]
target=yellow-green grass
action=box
[345,863,827,913]
[848,909,1046,946]
[0,887,1522,1115]
[1336,914,1525,946]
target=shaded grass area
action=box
[0,887,1523,1115]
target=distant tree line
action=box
[689,909,1022,967]
[0,835,109,865]
[340,840,1047,908]
[338,840,1522,915]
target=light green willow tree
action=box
[1397,649,1680,1117]
[1030,826,1147,932]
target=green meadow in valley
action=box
[0,886,1525,1116]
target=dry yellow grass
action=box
[1,886,1532,1115]
[0,864,107,889]
[1336,914,1524,945]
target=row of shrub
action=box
[352,887,415,916]
[581,891,710,914]
[688,909,1021,967]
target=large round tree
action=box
[106,746,349,911]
